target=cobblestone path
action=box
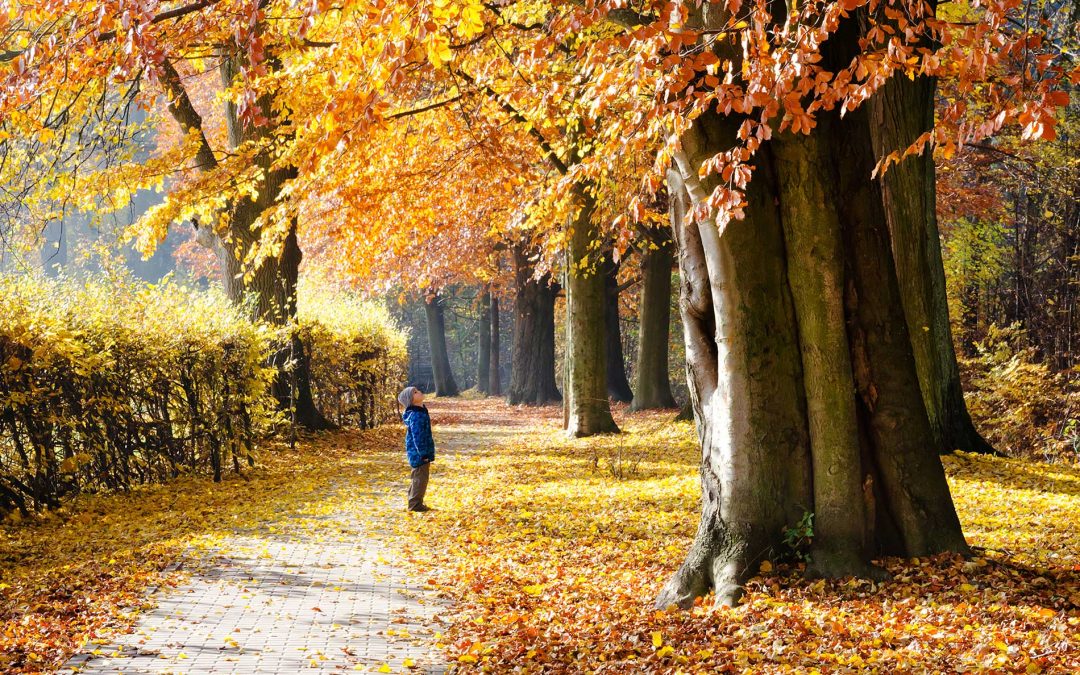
[63,485,449,674]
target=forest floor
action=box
[1,397,1079,673]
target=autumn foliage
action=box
[2,399,1076,673]
[0,274,405,516]
[392,401,1080,673]
[299,281,408,428]
[0,0,1077,670]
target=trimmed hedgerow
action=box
[0,274,406,515]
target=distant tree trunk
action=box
[424,293,460,397]
[603,252,635,403]
[868,71,995,455]
[565,185,619,436]
[631,227,677,411]
[674,402,694,421]
[489,296,502,396]
[477,290,492,395]
[508,243,561,404]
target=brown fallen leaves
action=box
[387,399,1080,674]
[2,398,1078,673]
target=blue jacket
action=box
[402,405,435,468]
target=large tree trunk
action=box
[658,122,811,608]
[602,252,635,403]
[158,55,331,431]
[836,105,970,557]
[424,293,460,397]
[489,296,502,396]
[266,225,332,430]
[565,185,619,436]
[772,127,874,578]
[477,290,492,395]
[631,227,677,411]
[658,11,968,606]
[508,244,561,405]
[868,71,994,455]
[218,54,331,430]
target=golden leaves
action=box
[3,395,1079,672]
[426,34,453,69]
[369,399,1080,673]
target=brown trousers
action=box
[408,462,430,510]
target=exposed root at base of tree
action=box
[3,399,1078,673]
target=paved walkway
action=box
[63,480,448,674]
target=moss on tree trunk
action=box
[868,72,994,456]
[565,184,619,437]
[658,50,969,607]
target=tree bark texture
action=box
[508,243,561,405]
[565,184,619,436]
[424,293,460,397]
[489,297,502,396]
[867,72,994,455]
[477,290,492,395]
[657,11,969,608]
[602,252,635,403]
[631,226,678,411]
[218,52,331,430]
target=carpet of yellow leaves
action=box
[390,400,1080,674]
[2,398,1078,673]
[0,427,403,673]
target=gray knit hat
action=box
[397,386,418,408]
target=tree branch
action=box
[1,0,220,63]
[97,0,220,42]
[156,58,217,172]
[454,69,569,174]
[387,94,464,119]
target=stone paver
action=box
[62,484,448,675]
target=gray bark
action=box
[631,226,677,411]
[603,252,635,403]
[477,290,492,395]
[489,297,502,396]
[565,184,619,437]
[773,127,875,578]
[657,116,811,608]
[508,243,561,405]
[424,293,460,397]
[656,13,969,606]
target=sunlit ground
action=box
[2,399,1077,673]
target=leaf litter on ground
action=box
[2,398,1078,673]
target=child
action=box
[397,386,435,512]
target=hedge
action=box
[299,283,407,429]
[0,274,406,515]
